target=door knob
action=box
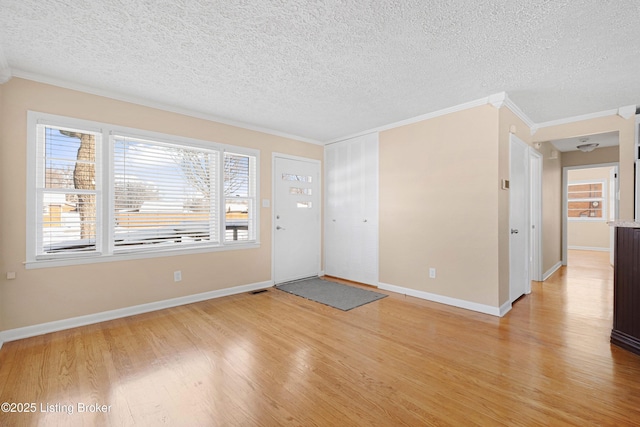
[511,228,519,234]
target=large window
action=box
[28,112,259,266]
[567,180,606,220]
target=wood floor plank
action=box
[1,250,639,426]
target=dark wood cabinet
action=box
[611,226,640,356]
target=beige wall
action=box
[379,105,502,307]
[567,167,613,250]
[0,78,323,331]
[562,146,619,168]
[539,142,563,275]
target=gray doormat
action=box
[276,278,387,311]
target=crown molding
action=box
[617,105,636,120]
[0,44,12,84]
[326,95,492,144]
[487,92,507,109]
[502,95,536,131]
[10,70,323,145]
[536,108,622,130]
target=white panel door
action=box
[324,133,378,286]
[509,134,530,303]
[273,156,321,284]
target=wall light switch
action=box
[262,199,270,208]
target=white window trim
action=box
[567,179,607,222]
[26,111,260,269]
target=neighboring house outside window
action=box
[27,111,259,268]
[567,180,606,220]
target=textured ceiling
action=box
[0,0,639,143]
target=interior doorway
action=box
[562,163,619,265]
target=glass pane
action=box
[113,136,216,249]
[42,192,97,253]
[568,183,603,199]
[43,126,97,190]
[225,199,249,241]
[568,201,603,218]
[224,153,251,197]
[282,173,312,183]
[289,187,312,195]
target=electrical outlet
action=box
[174,271,182,282]
[429,268,436,279]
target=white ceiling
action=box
[0,1,639,143]
[550,131,619,152]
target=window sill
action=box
[24,242,261,269]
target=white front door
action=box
[509,134,530,303]
[273,155,321,284]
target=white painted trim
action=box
[378,282,504,317]
[488,92,507,109]
[543,261,563,280]
[536,108,621,130]
[11,70,322,146]
[499,301,513,317]
[0,280,273,345]
[568,246,610,252]
[617,105,636,120]
[503,96,536,130]
[529,147,543,282]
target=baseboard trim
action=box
[568,246,610,252]
[378,282,504,317]
[543,261,563,280]
[0,280,273,346]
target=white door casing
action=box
[273,155,321,284]
[610,165,619,265]
[529,148,543,282]
[509,134,530,303]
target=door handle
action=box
[276,226,285,230]
[511,229,519,234]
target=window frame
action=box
[566,179,607,222]
[26,111,260,269]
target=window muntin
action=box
[567,181,606,220]
[28,112,259,266]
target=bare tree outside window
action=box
[59,131,96,239]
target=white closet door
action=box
[324,133,378,285]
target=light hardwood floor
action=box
[1,250,639,426]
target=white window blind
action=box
[113,135,219,251]
[224,151,257,242]
[36,124,101,256]
[27,111,260,267]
